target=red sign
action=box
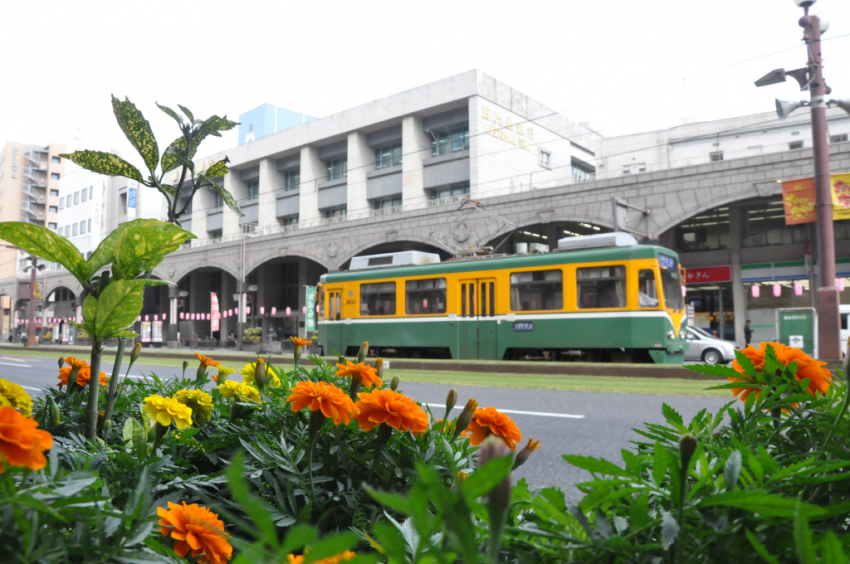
[685,265,731,285]
[782,178,817,225]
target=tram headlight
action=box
[667,330,676,340]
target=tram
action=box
[317,232,687,363]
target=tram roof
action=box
[323,244,677,282]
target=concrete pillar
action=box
[402,115,431,209]
[729,206,747,348]
[347,131,371,217]
[298,257,307,339]
[219,274,229,346]
[300,146,323,223]
[257,264,267,336]
[223,173,245,236]
[258,158,283,227]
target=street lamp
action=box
[754,0,842,359]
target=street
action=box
[0,354,730,499]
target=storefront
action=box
[684,265,735,341]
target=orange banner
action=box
[782,177,817,225]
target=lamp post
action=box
[755,0,841,359]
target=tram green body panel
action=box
[319,315,685,364]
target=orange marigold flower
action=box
[63,357,88,369]
[287,550,356,564]
[0,406,53,471]
[465,406,522,451]
[335,361,382,388]
[195,353,220,368]
[354,389,429,434]
[287,381,359,425]
[289,336,312,347]
[58,366,108,387]
[730,342,832,402]
[157,501,233,564]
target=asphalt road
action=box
[0,354,730,500]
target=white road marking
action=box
[424,403,584,419]
[21,385,41,392]
[0,361,31,368]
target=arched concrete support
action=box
[156,248,242,285]
[243,238,333,277]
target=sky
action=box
[2,0,850,171]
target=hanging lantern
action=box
[751,285,760,298]
[162,313,167,321]
[271,307,277,315]
[234,307,239,315]
[260,306,265,315]
[144,315,149,321]
[207,313,211,321]
[302,306,307,314]
[179,312,184,320]
[286,307,291,316]
[246,306,251,315]
[838,278,845,292]
[681,286,687,297]
[316,305,320,313]
[154,314,159,321]
[795,283,803,296]
[773,284,781,298]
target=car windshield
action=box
[689,326,713,339]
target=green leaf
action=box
[461,455,512,501]
[94,280,145,340]
[156,103,183,126]
[630,492,650,531]
[177,104,194,122]
[60,150,143,182]
[144,279,176,287]
[161,115,236,173]
[205,158,229,178]
[653,441,668,486]
[725,451,742,491]
[660,511,679,551]
[88,218,195,274]
[661,403,686,432]
[226,451,276,544]
[112,95,159,173]
[686,363,741,378]
[745,529,781,564]
[363,485,412,515]
[0,222,90,285]
[795,498,816,564]
[116,225,195,278]
[196,114,238,140]
[199,173,240,214]
[113,331,139,338]
[280,526,318,558]
[700,491,827,518]
[820,531,848,564]
[563,455,634,479]
[160,184,177,196]
[302,532,358,564]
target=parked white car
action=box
[684,326,738,365]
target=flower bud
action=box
[130,342,142,364]
[338,355,346,366]
[182,360,189,378]
[58,357,65,369]
[457,470,468,482]
[679,433,698,470]
[254,358,267,390]
[445,388,458,414]
[357,341,369,363]
[47,395,60,426]
[375,357,384,380]
[390,375,400,391]
[513,437,541,469]
[453,398,479,440]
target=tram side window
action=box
[638,269,659,308]
[405,278,447,314]
[360,282,396,316]
[577,265,626,309]
[510,270,563,311]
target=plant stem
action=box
[305,432,319,510]
[102,338,126,427]
[676,459,688,564]
[84,340,103,440]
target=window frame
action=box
[431,125,470,157]
[405,277,447,316]
[326,158,348,181]
[539,149,551,168]
[284,169,300,191]
[360,280,397,317]
[509,268,564,312]
[576,264,628,310]
[638,268,660,309]
[246,179,259,200]
[375,143,402,169]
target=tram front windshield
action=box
[660,257,684,311]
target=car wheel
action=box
[702,348,721,365]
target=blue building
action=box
[238,104,317,145]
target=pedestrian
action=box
[744,319,753,346]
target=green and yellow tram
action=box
[318,234,687,363]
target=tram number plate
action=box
[513,322,534,332]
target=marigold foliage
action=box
[354,389,429,434]
[0,378,33,417]
[0,406,53,471]
[730,341,832,402]
[287,381,359,425]
[144,394,193,430]
[157,501,232,563]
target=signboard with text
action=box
[305,287,317,333]
[141,322,151,343]
[832,173,850,221]
[211,293,220,332]
[152,321,163,343]
[782,178,817,225]
[685,265,732,285]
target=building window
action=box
[180,199,192,215]
[539,150,551,168]
[326,159,347,181]
[360,281,396,316]
[577,265,626,309]
[245,179,259,200]
[676,207,731,252]
[213,191,223,208]
[572,161,595,183]
[638,269,659,308]
[50,172,60,180]
[405,278,447,314]
[72,224,78,236]
[80,220,86,235]
[743,198,807,247]
[830,134,848,143]
[375,144,402,169]
[710,151,724,161]
[51,156,60,163]
[73,192,79,205]
[431,126,469,157]
[281,215,299,227]
[430,182,470,204]
[63,226,69,237]
[324,206,347,219]
[208,229,223,239]
[49,206,58,213]
[48,222,57,230]
[284,169,300,191]
[622,163,646,174]
[789,141,804,150]
[510,270,563,311]
[66,195,72,207]
[89,186,93,199]
[373,197,402,211]
[81,189,88,203]
[88,219,91,232]
[50,189,58,197]
[58,200,64,210]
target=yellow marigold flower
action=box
[213,366,235,384]
[63,357,88,369]
[287,381,359,425]
[289,336,312,347]
[144,395,193,430]
[157,501,233,563]
[195,353,220,368]
[287,550,356,564]
[217,381,261,404]
[457,470,468,482]
[0,406,53,471]
[175,390,214,424]
[0,379,33,417]
[335,361,382,389]
[466,407,522,451]
[354,389,429,434]
[240,362,281,387]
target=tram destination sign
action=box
[513,322,534,332]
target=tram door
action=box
[458,278,497,359]
[326,288,343,354]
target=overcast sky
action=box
[2,0,849,171]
